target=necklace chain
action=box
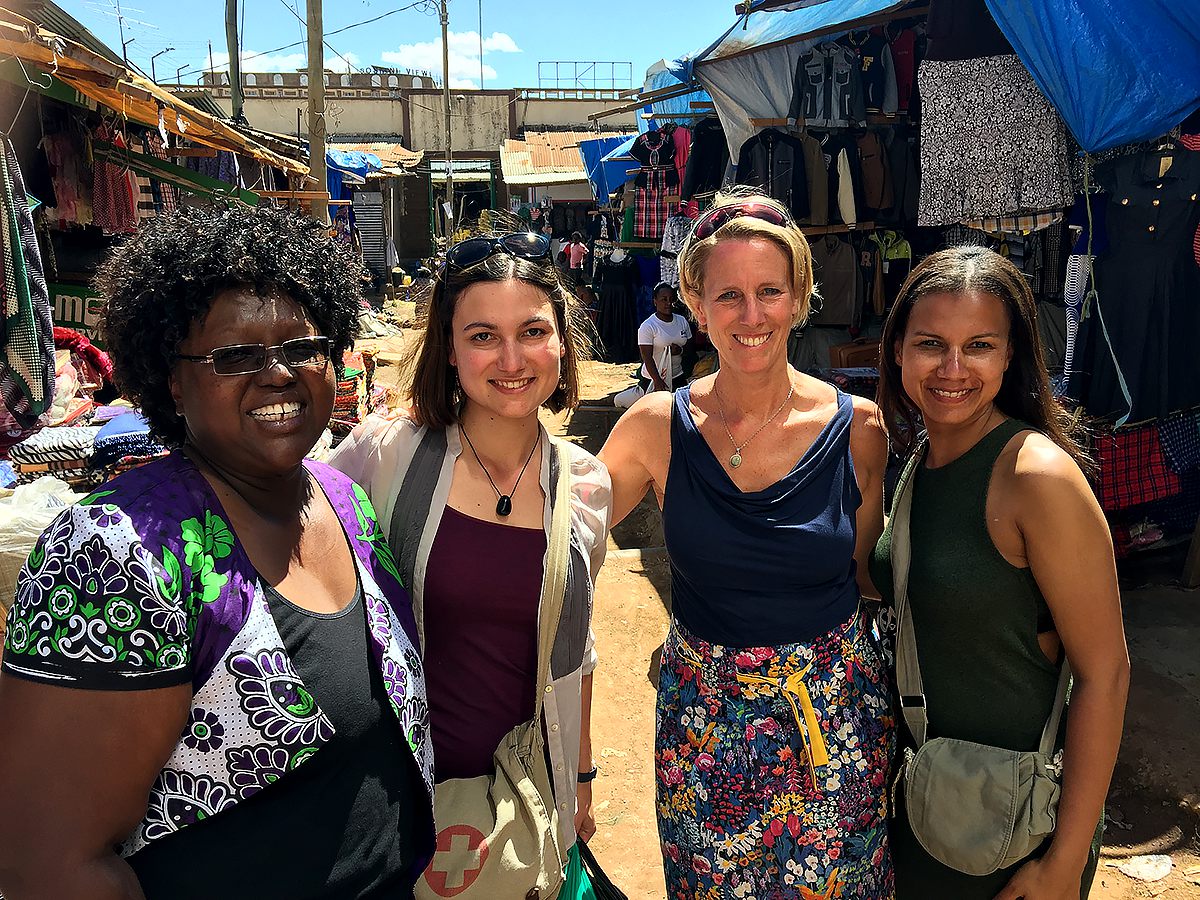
[714,381,795,469]
[459,422,539,517]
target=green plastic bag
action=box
[555,843,596,900]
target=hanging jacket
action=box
[842,31,898,114]
[788,42,867,129]
[856,131,894,212]
[735,129,810,221]
[681,117,730,201]
[798,131,829,226]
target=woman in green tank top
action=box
[870,246,1129,900]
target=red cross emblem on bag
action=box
[424,825,490,897]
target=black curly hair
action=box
[96,203,362,446]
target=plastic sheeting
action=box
[692,0,906,160]
[579,135,637,202]
[639,59,714,133]
[985,0,1200,153]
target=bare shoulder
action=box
[847,394,888,460]
[997,428,1095,510]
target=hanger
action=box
[0,55,55,136]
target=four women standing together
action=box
[0,194,1128,900]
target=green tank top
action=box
[870,418,1060,751]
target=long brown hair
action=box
[407,249,592,429]
[877,245,1090,471]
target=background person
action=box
[329,231,611,897]
[599,191,893,899]
[0,204,434,900]
[566,231,590,286]
[871,245,1129,900]
[637,282,694,393]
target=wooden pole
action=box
[225,0,244,122]
[441,0,453,237]
[307,0,329,224]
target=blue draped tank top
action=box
[663,384,862,647]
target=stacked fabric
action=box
[90,412,168,479]
[9,425,102,487]
[331,350,376,435]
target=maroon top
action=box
[423,505,546,781]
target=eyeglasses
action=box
[443,232,552,273]
[175,336,331,376]
[692,201,793,241]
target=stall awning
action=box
[0,8,312,177]
[578,134,637,201]
[985,0,1200,153]
[330,141,423,177]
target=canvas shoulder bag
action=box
[398,427,571,900]
[890,442,1071,877]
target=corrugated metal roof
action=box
[329,141,423,169]
[499,130,635,186]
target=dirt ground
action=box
[368,342,1200,899]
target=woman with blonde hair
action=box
[600,191,893,898]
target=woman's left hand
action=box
[993,855,1084,900]
[574,782,596,843]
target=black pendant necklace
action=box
[460,423,539,517]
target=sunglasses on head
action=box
[443,232,552,273]
[175,336,331,376]
[692,201,792,241]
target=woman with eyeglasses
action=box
[0,204,434,900]
[599,191,894,899]
[329,231,610,896]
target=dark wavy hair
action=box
[877,245,1091,472]
[96,203,362,446]
[408,244,593,429]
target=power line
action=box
[274,0,360,73]
[177,0,435,77]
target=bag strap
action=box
[533,436,573,719]
[389,425,448,592]
[892,440,1074,754]
[889,442,928,747]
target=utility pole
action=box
[115,0,128,64]
[441,0,453,237]
[225,0,244,122]
[307,0,329,225]
[478,0,483,90]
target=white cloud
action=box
[210,49,361,75]
[380,30,520,88]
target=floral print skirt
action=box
[655,607,895,899]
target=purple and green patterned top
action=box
[1,451,433,857]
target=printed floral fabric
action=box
[1,452,433,855]
[655,611,895,900]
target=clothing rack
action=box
[802,221,876,236]
[748,114,912,129]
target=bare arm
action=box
[848,398,888,600]
[995,439,1129,900]
[0,676,191,899]
[597,392,672,527]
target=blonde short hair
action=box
[677,189,816,327]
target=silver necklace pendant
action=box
[729,452,743,468]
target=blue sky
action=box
[62,0,737,89]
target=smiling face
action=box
[693,237,798,373]
[896,290,1014,432]
[169,286,334,478]
[448,278,565,421]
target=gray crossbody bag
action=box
[891,444,1071,876]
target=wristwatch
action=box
[577,765,599,784]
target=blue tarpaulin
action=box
[326,149,382,201]
[985,0,1200,153]
[639,61,714,134]
[578,135,637,202]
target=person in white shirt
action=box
[638,282,695,392]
